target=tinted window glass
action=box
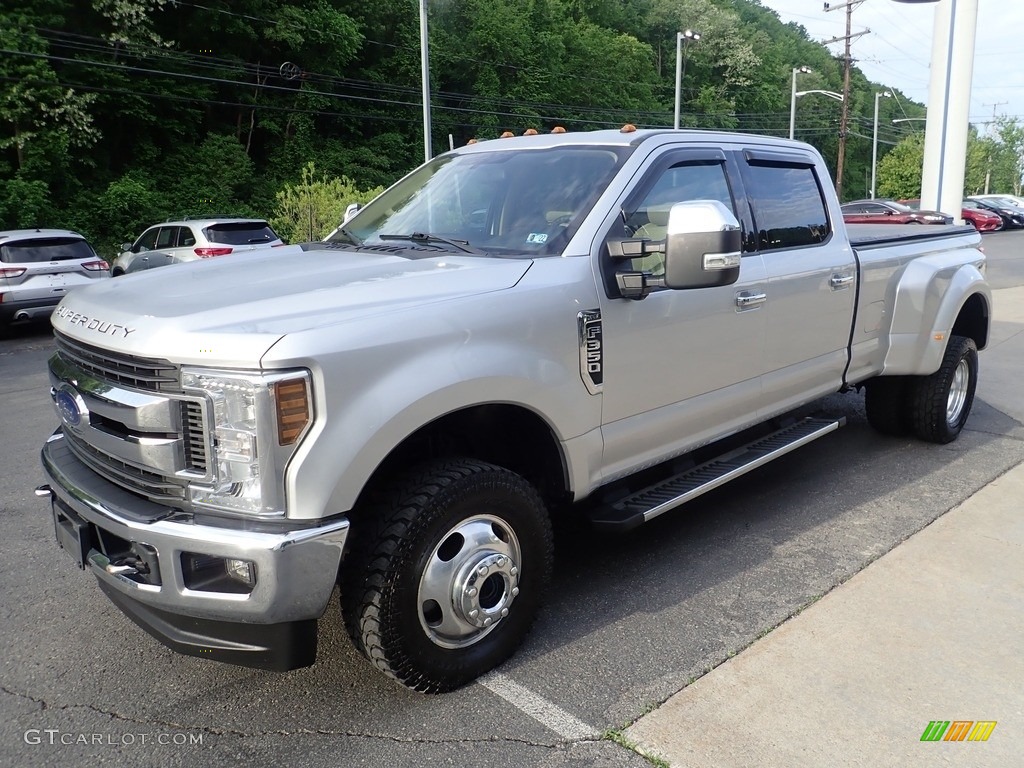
[205,222,278,245]
[746,164,829,250]
[0,237,95,263]
[179,227,196,247]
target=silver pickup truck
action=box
[38,128,990,693]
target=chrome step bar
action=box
[589,417,845,531]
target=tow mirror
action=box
[663,200,742,289]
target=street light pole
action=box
[418,0,432,162]
[673,30,700,129]
[871,90,892,198]
[789,66,812,140]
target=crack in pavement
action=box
[0,684,580,747]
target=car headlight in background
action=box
[181,368,312,516]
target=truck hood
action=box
[50,245,532,365]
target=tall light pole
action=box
[673,29,701,129]
[789,66,812,140]
[871,90,892,198]
[418,0,432,162]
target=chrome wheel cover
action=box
[417,514,522,649]
[946,358,970,426]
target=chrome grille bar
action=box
[55,331,179,391]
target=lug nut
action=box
[483,617,492,626]
[467,587,477,597]
[469,609,479,619]
[500,608,509,617]
[478,565,488,575]
[510,567,518,576]
[496,556,506,567]
[511,587,519,597]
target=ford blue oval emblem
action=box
[55,386,85,427]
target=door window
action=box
[155,227,177,249]
[744,162,830,250]
[620,160,737,276]
[134,228,159,252]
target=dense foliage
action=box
[0,0,1019,255]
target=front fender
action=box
[883,257,990,375]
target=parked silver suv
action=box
[0,229,109,328]
[111,218,284,275]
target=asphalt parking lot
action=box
[1,231,1022,767]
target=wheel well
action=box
[951,292,989,350]
[359,405,570,509]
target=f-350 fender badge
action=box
[577,309,603,395]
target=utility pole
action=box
[823,1,868,202]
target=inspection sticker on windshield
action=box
[526,233,548,244]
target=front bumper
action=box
[40,429,350,670]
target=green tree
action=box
[877,133,924,200]
[270,162,383,244]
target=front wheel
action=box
[908,335,978,443]
[340,458,553,693]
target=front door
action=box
[596,147,767,482]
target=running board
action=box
[588,417,845,532]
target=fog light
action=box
[225,558,256,587]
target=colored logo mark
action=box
[920,721,997,742]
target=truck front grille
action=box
[49,335,211,507]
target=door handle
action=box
[830,274,855,289]
[735,292,767,307]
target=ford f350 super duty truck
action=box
[38,128,990,692]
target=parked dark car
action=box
[900,199,1002,232]
[964,197,1024,229]
[840,199,952,225]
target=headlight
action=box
[181,368,312,516]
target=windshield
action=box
[886,201,914,213]
[329,145,630,256]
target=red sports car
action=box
[842,199,952,225]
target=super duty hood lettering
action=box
[54,306,135,337]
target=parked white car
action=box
[111,218,284,275]
[0,229,108,328]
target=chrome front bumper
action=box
[41,429,349,646]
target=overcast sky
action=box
[756,0,1024,135]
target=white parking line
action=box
[478,672,598,741]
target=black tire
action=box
[908,335,978,443]
[864,376,911,436]
[340,458,553,693]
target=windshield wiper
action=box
[379,232,484,255]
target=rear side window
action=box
[744,161,830,250]
[205,222,278,245]
[0,237,96,263]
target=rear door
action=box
[596,146,768,480]
[739,148,857,417]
